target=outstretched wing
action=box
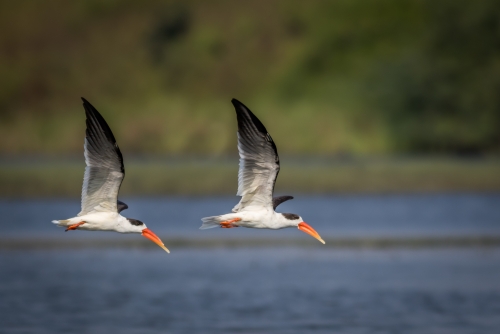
[231,99,280,212]
[78,98,125,216]
[272,196,294,210]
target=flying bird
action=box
[200,99,325,244]
[52,98,169,253]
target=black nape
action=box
[127,218,144,226]
[282,213,300,220]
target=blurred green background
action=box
[1,0,499,196]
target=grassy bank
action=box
[1,235,499,251]
[1,157,499,198]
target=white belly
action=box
[234,210,286,229]
[62,212,122,232]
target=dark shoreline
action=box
[2,235,500,251]
[1,157,500,197]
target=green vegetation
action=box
[2,235,500,250]
[1,158,499,197]
[0,0,499,156]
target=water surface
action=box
[1,193,499,239]
[1,194,499,333]
[1,248,499,334]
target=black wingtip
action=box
[231,98,270,135]
[81,97,118,145]
[81,98,97,119]
[231,98,244,109]
[117,200,129,213]
[231,98,248,116]
[81,97,124,172]
[81,97,95,112]
[272,195,294,210]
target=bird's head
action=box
[126,218,170,253]
[281,213,325,244]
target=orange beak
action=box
[298,222,325,244]
[141,228,170,253]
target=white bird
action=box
[200,99,325,244]
[52,98,169,253]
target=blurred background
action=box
[1,1,500,333]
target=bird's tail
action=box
[52,219,70,227]
[200,215,223,230]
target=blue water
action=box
[1,194,500,333]
[1,193,500,238]
[1,248,500,333]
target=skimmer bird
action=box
[52,98,169,253]
[200,99,325,244]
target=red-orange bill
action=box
[298,222,325,244]
[142,228,170,253]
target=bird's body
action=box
[203,210,296,230]
[52,98,169,252]
[55,212,141,233]
[201,99,325,244]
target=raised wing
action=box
[231,99,280,212]
[78,98,125,216]
[273,196,293,210]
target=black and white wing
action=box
[231,99,280,212]
[78,98,125,216]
